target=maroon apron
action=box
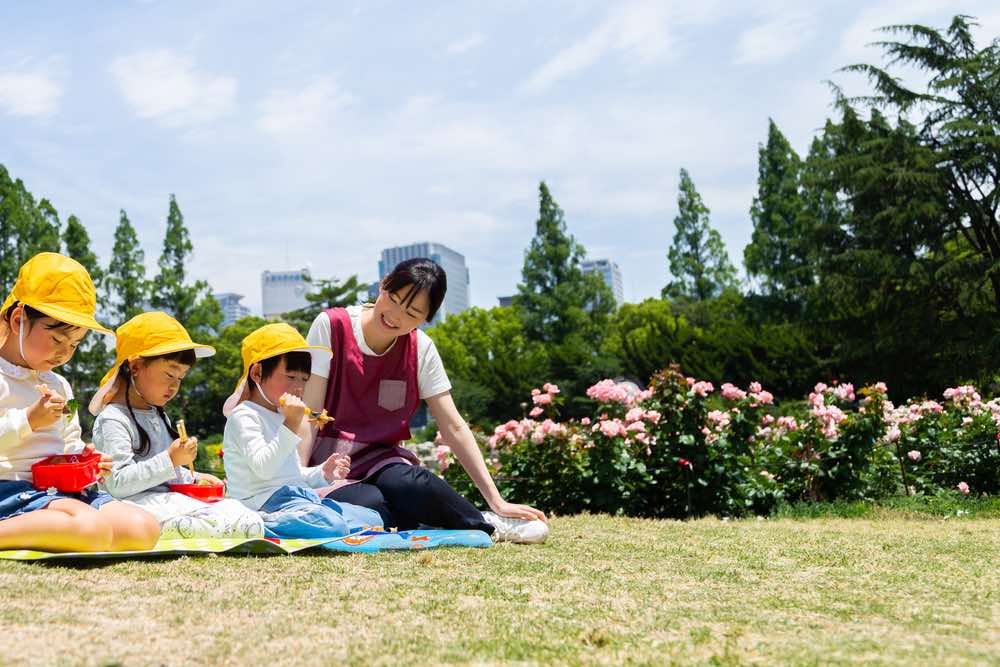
[309,307,421,489]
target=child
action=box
[222,323,380,541]
[90,312,264,539]
[0,253,160,552]
[303,258,548,544]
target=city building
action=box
[581,258,625,308]
[214,292,252,329]
[377,242,470,325]
[497,295,514,308]
[261,268,313,319]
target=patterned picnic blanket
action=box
[0,528,492,561]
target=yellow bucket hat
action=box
[1,252,112,335]
[88,312,216,415]
[222,322,331,416]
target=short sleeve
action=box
[306,312,332,378]
[416,331,452,399]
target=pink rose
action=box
[580,417,591,426]
[957,481,970,495]
[543,383,560,395]
[529,407,543,417]
[907,450,921,462]
[533,393,552,405]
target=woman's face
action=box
[373,284,430,336]
[130,358,191,407]
[12,308,87,372]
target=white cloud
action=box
[734,15,814,65]
[256,78,354,137]
[521,0,677,93]
[0,68,62,117]
[110,49,236,125]
[446,33,485,55]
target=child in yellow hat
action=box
[90,312,263,539]
[0,253,160,552]
[222,323,380,542]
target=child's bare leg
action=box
[97,501,160,550]
[0,499,113,552]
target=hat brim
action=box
[222,344,331,417]
[88,341,218,416]
[27,302,113,336]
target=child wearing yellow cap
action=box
[0,253,160,552]
[90,312,263,539]
[221,323,380,542]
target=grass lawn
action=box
[1,505,998,666]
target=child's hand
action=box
[195,472,223,486]
[83,443,113,479]
[27,384,66,431]
[279,393,307,431]
[321,453,351,482]
[168,436,198,467]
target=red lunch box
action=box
[168,482,225,503]
[31,452,102,492]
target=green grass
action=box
[1,512,998,666]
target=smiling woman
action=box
[300,258,549,544]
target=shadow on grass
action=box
[773,494,1000,520]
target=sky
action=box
[1,1,998,314]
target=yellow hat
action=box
[222,322,331,416]
[88,312,216,415]
[1,252,112,335]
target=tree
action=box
[427,306,549,426]
[149,195,221,337]
[744,120,812,301]
[0,166,62,294]
[841,15,1000,314]
[105,210,149,326]
[61,215,113,432]
[664,168,737,302]
[283,275,368,336]
[513,182,618,404]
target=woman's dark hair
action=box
[121,349,198,457]
[258,351,312,381]
[3,303,78,332]
[380,258,447,322]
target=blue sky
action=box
[1,1,998,314]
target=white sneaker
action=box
[482,511,549,544]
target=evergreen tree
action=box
[105,209,149,326]
[744,120,811,298]
[284,275,368,335]
[149,195,221,337]
[664,168,737,302]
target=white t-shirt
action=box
[306,305,451,400]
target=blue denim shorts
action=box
[0,480,115,521]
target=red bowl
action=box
[31,452,102,492]
[168,482,225,503]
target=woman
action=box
[300,258,548,543]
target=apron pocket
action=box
[377,379,407,411]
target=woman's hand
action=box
[488,498,548,523]
[321,453,351,482]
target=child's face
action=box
[13,309,87,372]
[130,358,191,407]
[252,356,309,406]
[373,284,430,336]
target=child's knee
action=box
[107,506,160,549]
[74,513,115,551]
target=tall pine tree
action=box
[744,120,811,298]
[514,182,617,407]
[149,195,221,336]
[105,209,149,326]
[664,168,737,302]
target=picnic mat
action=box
[0,528,492,561]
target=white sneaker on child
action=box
[481,511,549,544]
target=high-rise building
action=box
[582,258,624,308]
[497,295,514,308]
[261,268,312,319]
[377,242,470,325]
[214,292,253,329]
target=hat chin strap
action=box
[251,379,278,410]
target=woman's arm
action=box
[427,391,546,522]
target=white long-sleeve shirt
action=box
[222,401,328,510]
[93,403,194,499]
[0,356,85,483]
